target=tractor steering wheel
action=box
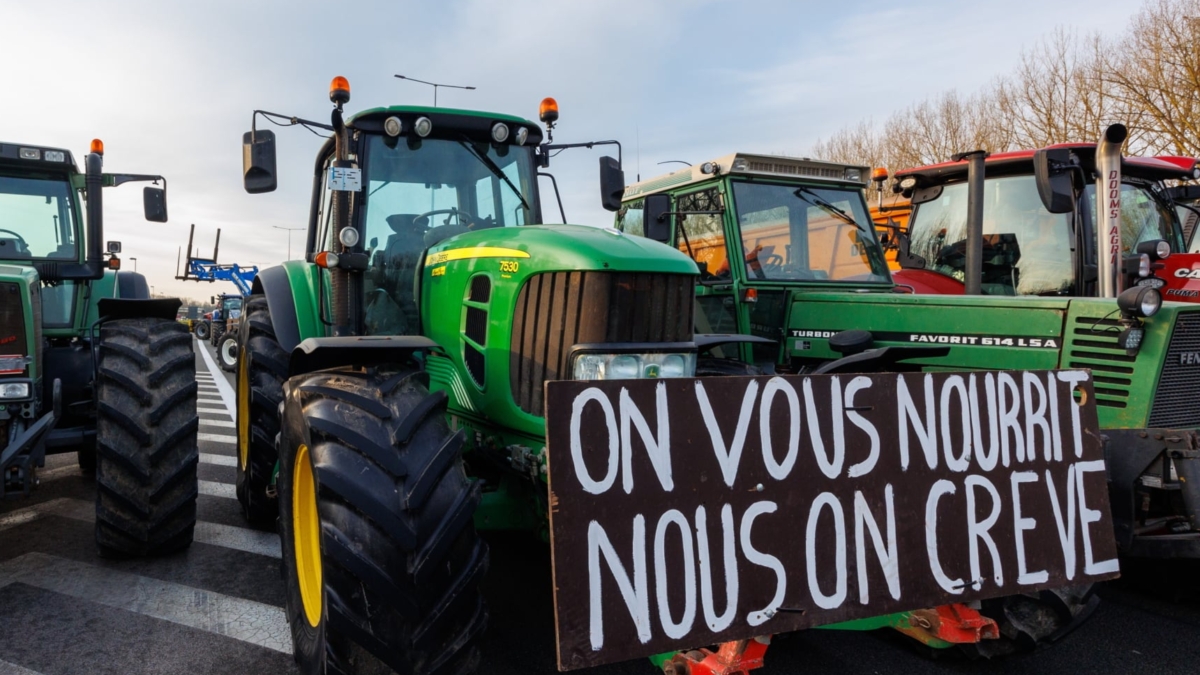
[0,228,29,246]
[415,208,481,229]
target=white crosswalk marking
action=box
[0,553,290,652]
[0,498,280,559]
[200,480,236,500]
[201,453,237,467]
[199,432,236,444]
[196,342,238,417]
[200,419,235,429]
[198,406,230,415]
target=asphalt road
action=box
[3,339,1200,674]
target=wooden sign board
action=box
[544,371,1118,670]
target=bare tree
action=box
[1104,0,1200,156]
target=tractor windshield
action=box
[728,181,889,283]
[0,173,77,261]
[361,134,537,335]
[907,175,1074,295]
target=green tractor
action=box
[236,80,1110,672]
[617,147,1200,649]
[0,139,198,556]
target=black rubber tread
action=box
[236,295,287,530]
[77,439,96,473]
[217,330,239,372]
[961,584,1098,658]
[210,322,226,347]
[194,321,210,340]
[94,318,199,557]
[278,364,487,675]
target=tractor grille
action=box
[0,282,28,362]
[1066,316,1134,409]
[509,271,694,415]
[1149,313,1200,428]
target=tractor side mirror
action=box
[1033,147,1075,214]
[243,129,278,194]
[143,186,168,222]
[643,193,673,243]
[599,156,625,212]
[106,241,122,254]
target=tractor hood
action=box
[424,224,698,275]
[0,263,40,380]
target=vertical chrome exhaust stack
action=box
[1096,124,1127,298]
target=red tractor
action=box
[887,127,1200,302]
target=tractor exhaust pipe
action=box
[1096,124,1127,298]
[957,150,989,295]
[84,152,105,280]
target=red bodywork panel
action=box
[1155,254,1200,302]
[891,268,965,295]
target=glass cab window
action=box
[0,174,77,260]
[1086,183,1184,254]
[361,135,537,336]
[730,181,888,283]
[675,189,728,281]
[908,175,1074,295]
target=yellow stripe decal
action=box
[425,246,530,267]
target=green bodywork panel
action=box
[0,264,41,381]
[421,224,695,440]
[280,260,326,342]
[786,292,1197,429]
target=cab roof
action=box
[348,106,544,146]
[0,142,78,172]
[623,152,869,200]
[895,144,1199,185]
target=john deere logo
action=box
[1180,352,1200,365]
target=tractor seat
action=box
[386,214,430,235]
[0,238,31,259]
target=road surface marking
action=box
[199,433,236,444]
[200,453,237,467]
[196,342,237,419]
[0,552,289,652]
[200,480,236,500]
[0,498,280,558]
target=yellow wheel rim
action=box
[237,350,250,470]
[293,443,323,627]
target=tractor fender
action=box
[252,263,323,354]
[115,271,150,299]
[289,336,438,378]
[96,297,181,321]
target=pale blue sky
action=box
[0,0,1140,298]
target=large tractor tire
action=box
[210,323,226,348]
[278,364,487,675]
[94,318,199,557]
[961,584,1098,658]
[194,320,210,340]
[217,330,239,373]
[235,295,287,529]
[77,439,96,473]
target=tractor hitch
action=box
[659,638,771,675]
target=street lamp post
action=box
[130,256,138,272]
[273,226,305,260]
[394,74,476,107]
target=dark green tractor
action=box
[618,150,1200,654]
[0,139,198,556]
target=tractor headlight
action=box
[844,168,863,182]
[491,123,510,143]
[1137,239,1171,261]
[1118,285,1161,319]
[572,352,696,381]
[0,382,30,399]
[514,127,529,146]
[43,150,65,162]
[1138,253,1151,278]
[414,116,433,138]
[383,116,403,137]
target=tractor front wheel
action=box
[235,295,286,529]
[94,318,199,556]
[194,321,210,340]
[217,331,238,372]
[278,364,487,675]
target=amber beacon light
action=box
[90,138,104,155]
[329,76,351,105]
[539,97,559,125]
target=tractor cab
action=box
[617,152,890,363]
[891,143,1199,299]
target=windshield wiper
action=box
[457,139,530,212]
[794,187,859,227]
